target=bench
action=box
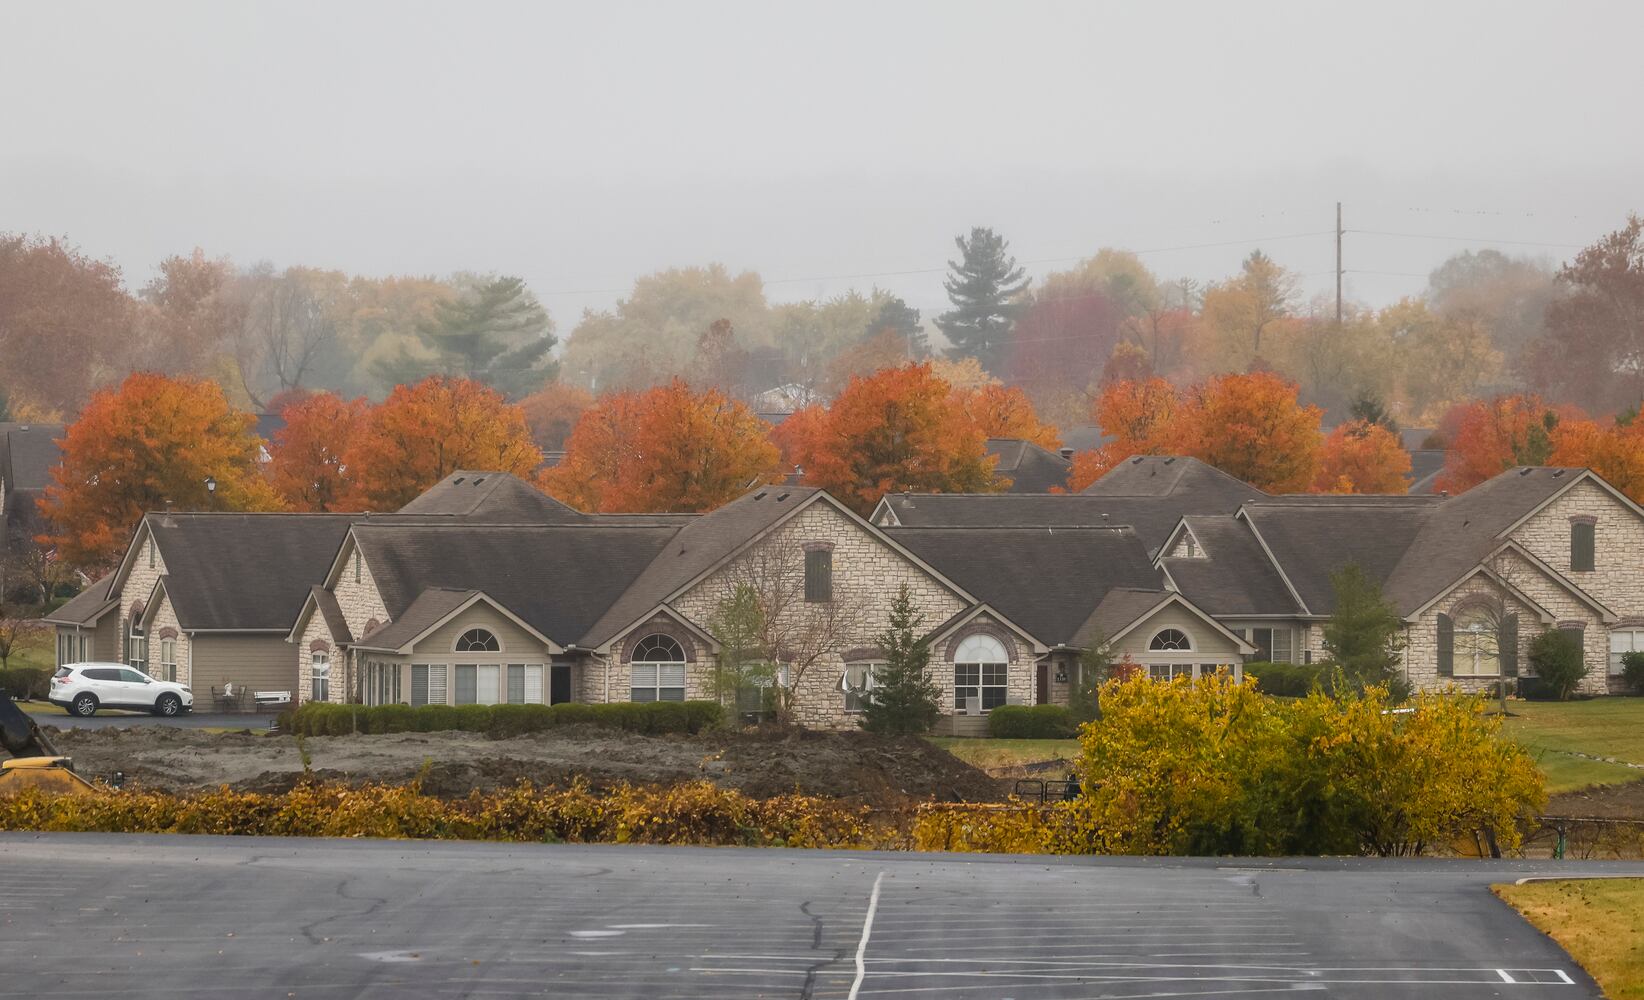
[253,691,291,709]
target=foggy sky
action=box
[4,0,1642,325]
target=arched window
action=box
[630,633,687,703]
[1149,628,1192,651]
[455,628,501,652]
[1455,609,1500,676]
[953,633,1008,715]
[127,605,148,675]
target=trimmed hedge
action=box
[286,699,724,738]
[0,666,51,701]
[1243,662,1323,697]
[987,704,1077,739]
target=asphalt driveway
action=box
[2,834,1637,999]
[21,706,276,730]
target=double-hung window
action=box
[843,662,879,714]
[1245,627,1294,664]
[311,652,331,702]
[505,664,544,704]
[159,639,178,683]
[1609,631,1644,676]
[631,662,687,702]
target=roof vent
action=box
[752,491,768,500]
[473,477,486,485]
[1162,457,1175,465]
[453,477,466,485]
[776,492,791,501]
[1552,469,1565,478]
[1130,456,1144,465]
[1519,468,1532,476]
[1059,447,1074,460]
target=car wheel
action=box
[71,693,98,717]
[154,693,182,717]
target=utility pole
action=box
[1335,201,1344,328]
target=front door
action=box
[1036,662,1049,705]
[550,663,572,704]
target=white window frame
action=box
[475,664,500,705]
[843,662,881,714]
[630,661,688,702]
[159,638,178,683]
[311,651,330,703]
[1608,630,1644,676]
[1453,611,1501,677]
[1148,628,1193,652]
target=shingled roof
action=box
[353,521,680,645]
[395,470,584,523]
[1083,455,1266,505]
[1158,516,1304,616]
[888,525,1164,645]
[43,572,119,627]
[985,438,1072,493]
[876,493,1241,555]
[0,423,63,492]
[132,513,358,631]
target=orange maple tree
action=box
[778,362,1000,513]
[1313,420,1411,494]
[342,376,542,512]
[518,382,595,453]
[267,392,370,511]
[542,379,781,513]
[949,383,1061,449]
[1174,372,1323,493]
[1068,377,1180,490]
[37,372,285,568]
[1435,394,1584,494]
[1550,417,1644,503]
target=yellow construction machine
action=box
[0,689,97,796]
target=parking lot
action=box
[2,835,1635,999]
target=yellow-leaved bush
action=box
[916,674,1547,857]
[0,779,905,850]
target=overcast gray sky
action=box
[4,0,1642,324]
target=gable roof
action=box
[873,493,1245,554]
[1238,499,1435,615]
[353,521,679,646]
[985,438,1071,493]
[395,470,584,523]
[42,572,119,627]
[1157,515,1305,617]
[887,525,1164,646]
[353,588,561,654]
[1083,455,1266,505]
[131,513,357,631]
[0,423,64,492]
[1071,588,1254,654]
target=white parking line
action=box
[848,870,886,1000]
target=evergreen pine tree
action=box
[1321,562,1408,695]
[867,295,928,357]
[706,584,775,718]
[374,275,558,396]
[0,389,10,423]
[860,584,941,734]
[936,227,1029,372]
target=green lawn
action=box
[1496,879,1644,999]
[1497,698,1644,792]
[928,737,1080,772]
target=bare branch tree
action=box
[717,539,870,723]
[231,265,341,409]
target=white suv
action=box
[49,663,193,718]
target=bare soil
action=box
[45,724,1006,808]
[1546,777,1644,821]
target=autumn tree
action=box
[0,234,137,414]
[342,376,542,512]
[542,379,781,513]
[937,227,1029,372]
[778,362,1000,513]
[230,264,350,409]
[1427,249,1556,361]
[825,329,910,395]
[1436,395,1579,494]
[38,373,285,568]
[138,249,241,376]
[1314,420,1411,494]
[267,392,370,511]
[1068,377,1179,490]
[950,383,1061,449]
[1200,249,1298,365]
[1175,371,1323,493]
[518,382,594,453]
[1523,215,1644,414]
[1549,417,1644,503]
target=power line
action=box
[1350,229,1584,250]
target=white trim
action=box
[594,604,722,657]
[1103,592,1257,655]
[923,602,1050,656]
[353,591,563,656]
[453,626,504,654]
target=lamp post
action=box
[203,476,217,511]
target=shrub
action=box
[1243,662,1322,697]
[987,704,1077,739]
[0,666,50,700]
[1622,650,1644,695]
[286,699,725,738]
[1529,630,1587,700]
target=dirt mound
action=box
[1546,776,1644,820]
[45,723,1005,808]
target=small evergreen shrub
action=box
[1528,630,1588,701]
[1243,662,1322,697]
[1622,650,1644,695]
[0,667,50,700]
[987,704,1077,739]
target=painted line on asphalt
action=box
[848,870,886,1000]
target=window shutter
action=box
[1437,613,1454,677]
[1571,521,1595,572]
[1561,626,1585,662]
[1500,614,1519,677]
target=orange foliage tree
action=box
[950,383,1061,449]
[38,373,284,568]
[1314,420,1411,494]
[1435,394,1583,494]
[1550,418,1644,502]
[1175,372,1323,493]
[1068,377,1180,490]
[342,376,542,512]
[267,392,370,511]
[777,362,999,514]
[518,382,594,452]
[542,379,781,513]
